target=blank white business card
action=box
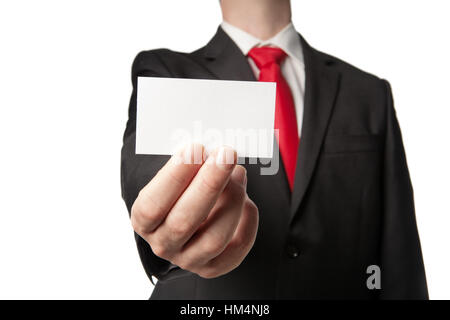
[136,77,276,158]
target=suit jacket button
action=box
[286,244,300,258]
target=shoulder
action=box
[314,46,386,86]
[131,48,207,78]
[311,46,390,106]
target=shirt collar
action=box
[221,20,304,65]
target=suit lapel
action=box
[201,27,256,81]
[289,35,341,224]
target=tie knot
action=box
[248,46,287,69]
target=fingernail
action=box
[216,146,236,170]
[171,148,184,165]
[176,143,205,165]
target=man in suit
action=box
[121,0,428,299]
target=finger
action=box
[174,165,247,269]
[156,146,237,250]
[131,144,205,234]
[198,197,259,279]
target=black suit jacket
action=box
[121,27,428,299]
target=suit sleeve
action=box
[121,51,190,283]
[379,80,428,299]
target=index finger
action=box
[158,146,237,247]
[131,144,205,234]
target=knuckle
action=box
[150,241,169,259]
[130,215,142,234]
[167,218,192,239]
[201,237,226,256]
[130,202,146,233]
[132,193,166,226]
[130,198,143,220]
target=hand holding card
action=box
[131,144,259,279]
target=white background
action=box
[0,0,449,299]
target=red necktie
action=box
[248,47,299,190]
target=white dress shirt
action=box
[221,21,306,137]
